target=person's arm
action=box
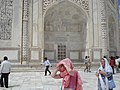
[51,68,61,79]
[9,63,11,73]
[99,70,107,76]
[95,72,99,78]
[0,62,3,73]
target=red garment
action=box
[57,58,83,90]
[110,59,115,66]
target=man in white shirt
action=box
[0,56,11,88]
[44,57,52,76]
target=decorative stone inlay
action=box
[0,0,13,40]
[100,0,107,40]
[42,0,89,15]
[109,0,115,5]
[21,0,30,62]
[100,0,108,55]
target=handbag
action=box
[108,79,116,89]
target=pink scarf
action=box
[57,58,82,90]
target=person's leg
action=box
[116,65,119,73]
[47,66,51,75]
[86,64,89,72]
[112,66,114,74]
[4,73,9,88]
[1,74,4,87]
[45,66,48,76]
[84,64,87,72]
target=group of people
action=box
[45,56,116,90]
[0,55,117,90]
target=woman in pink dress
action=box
[51,58,82,90]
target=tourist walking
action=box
[96,58,116,90]
[51,58,83,90]
[44,57,52,76]
[0,56,11,88]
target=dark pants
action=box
[111,66,114,74]
[109,89,113,90]
[1,73,9,88]
[45,66,51,76]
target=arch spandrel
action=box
[42,0,89,17]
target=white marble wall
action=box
[0,0,119,62]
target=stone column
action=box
[21,0,30,64]
[99,0,108,56]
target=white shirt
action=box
[44,60,51,66]
[0,60,11,73]
[115,58,120,65]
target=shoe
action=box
[1,86,4,87]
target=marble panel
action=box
[70,51,79,59]
[31,51,39,60]
[0,50,18,60]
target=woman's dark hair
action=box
[4,56,8,60]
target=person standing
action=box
[44,57,52,76]
[51,58,83,90]
[109,56,115,74]
[84,56,88,72]
[96,58,116,90]
[0,56,11,88]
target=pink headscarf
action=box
[57,58,74,73]
[57,58,82,90]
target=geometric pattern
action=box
[0,0,13,40]
[42,0,89,14]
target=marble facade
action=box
[0,0,119,64]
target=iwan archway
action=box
[44,1,88,62]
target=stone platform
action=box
[0,66,119,90]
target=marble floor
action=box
[0,66,119,90]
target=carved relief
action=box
[0,0,13,40]
[100,0,107,40]
[21,0,30,61]
[42,0,89,14]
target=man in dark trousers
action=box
[44,57,52,76]
[0,56,11,88]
